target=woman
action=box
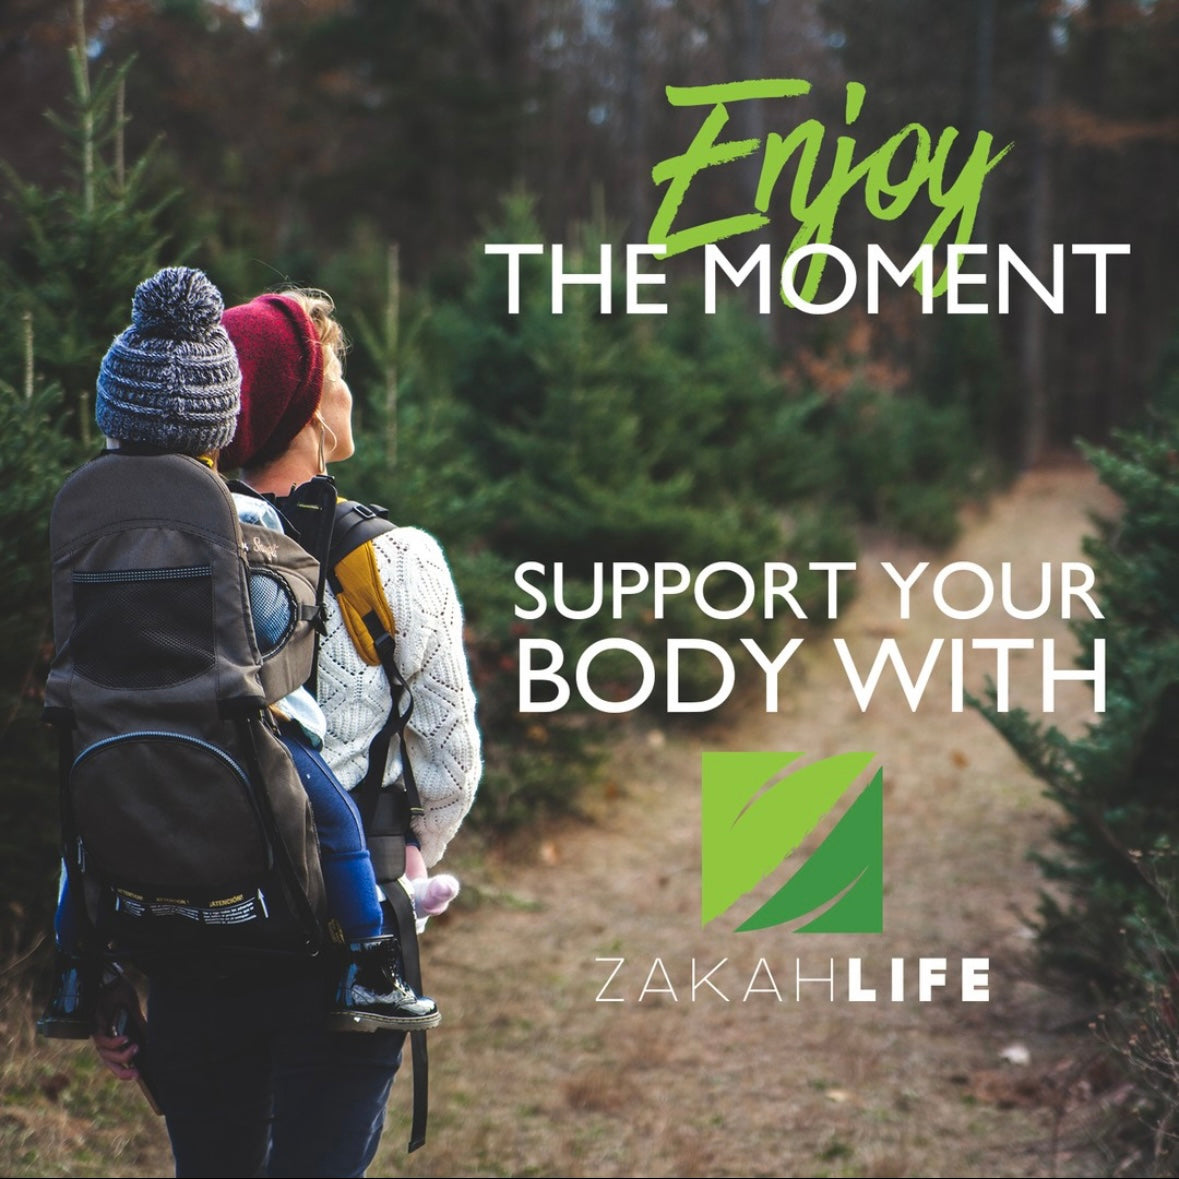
[96,284,482,1176]
[223,289,481,876]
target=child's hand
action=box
[413,874,460,916]
[403,841,460,916]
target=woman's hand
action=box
[92,1028,140,1081]
[91,969,147,1082]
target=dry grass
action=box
[0,973,173,1177]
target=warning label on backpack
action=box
[115,888,262,925]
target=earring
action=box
[315,414,338,474]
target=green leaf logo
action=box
[701,752,883,933]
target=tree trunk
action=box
[1020,7,1057,468]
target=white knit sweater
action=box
[314,525,481,867]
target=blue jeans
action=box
[281,733,384,941]
[147,961,404,1177]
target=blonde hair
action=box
[281,287,348,380]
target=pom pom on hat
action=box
[131,266,224,339]
[220,294,324,471]
[95,266,241,455]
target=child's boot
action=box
[328,935,442,1032]
[36,950,98,1039]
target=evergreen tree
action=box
[0,41,172,437]
[0,15,175,948]
[975,340,1179,1168]
[979,375,1179,993]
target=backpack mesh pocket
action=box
[72,565,215,689]
[248,568,297,657]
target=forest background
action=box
[0,1,1177,1175]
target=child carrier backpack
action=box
[43,450,328,967]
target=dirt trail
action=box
[395,464,1121,1179]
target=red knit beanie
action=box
[220,293,324,470]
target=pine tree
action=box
[0,21,173,438]
[978,336,1179,996]
[975,347,1179,1168]
[0,5,175,948]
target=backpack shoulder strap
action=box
[328,501,424,842]
[329,501,397,669]
[329,500,432,1153]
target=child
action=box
[38,267,453,1040]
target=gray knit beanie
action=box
[95,267,241,455]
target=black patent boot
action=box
[329,935,442,1033]
[36,950,99,1040]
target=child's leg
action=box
[279,733,440,1032]
[280,733,383,941]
